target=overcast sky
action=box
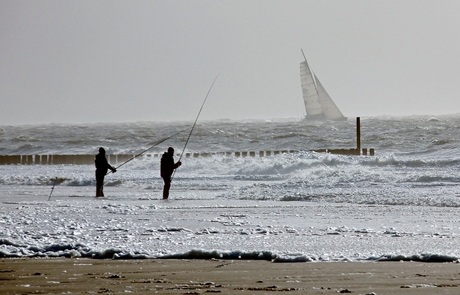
[1,0,459,125]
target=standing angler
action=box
[160,147,182,199]
[95,147,116,197]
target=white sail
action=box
[315,74,345,120]
[299,52,346,121]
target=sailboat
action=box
[300,49,346,121]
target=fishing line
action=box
[172,74,219,179]
[107,127,190,174]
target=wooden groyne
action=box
[0,151,296,165]
[0,148,375,165]
[314,117,375,156]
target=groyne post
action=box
[356,117,361,153]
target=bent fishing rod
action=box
[107,127,190,174]
[172,74,219,179]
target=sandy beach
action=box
[1,258,459,294]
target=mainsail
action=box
[300,50,346,121]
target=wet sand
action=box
[1,258,459,294]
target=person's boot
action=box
[96,185,104,197]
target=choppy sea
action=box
[1,115,460,262]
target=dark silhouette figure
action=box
[95,147,116,197]
[160,147,182,199]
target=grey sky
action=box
[1,0,459,125]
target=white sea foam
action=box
[1,116,460,261]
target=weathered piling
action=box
[357,117,361,152]
[325,117,374,156]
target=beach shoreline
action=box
[1,258,459,294]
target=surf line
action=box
[172,74,219,180]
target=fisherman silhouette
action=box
[160,147,182,199]
[95,147,116,197]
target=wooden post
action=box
[356,117,361,153]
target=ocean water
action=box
[1,115,460,262]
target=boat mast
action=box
[301,49,307,63]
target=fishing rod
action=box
[48,177,58,201]
[107,127,190,174]
[172,74,219,179]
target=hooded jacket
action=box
[160,152,179,178]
